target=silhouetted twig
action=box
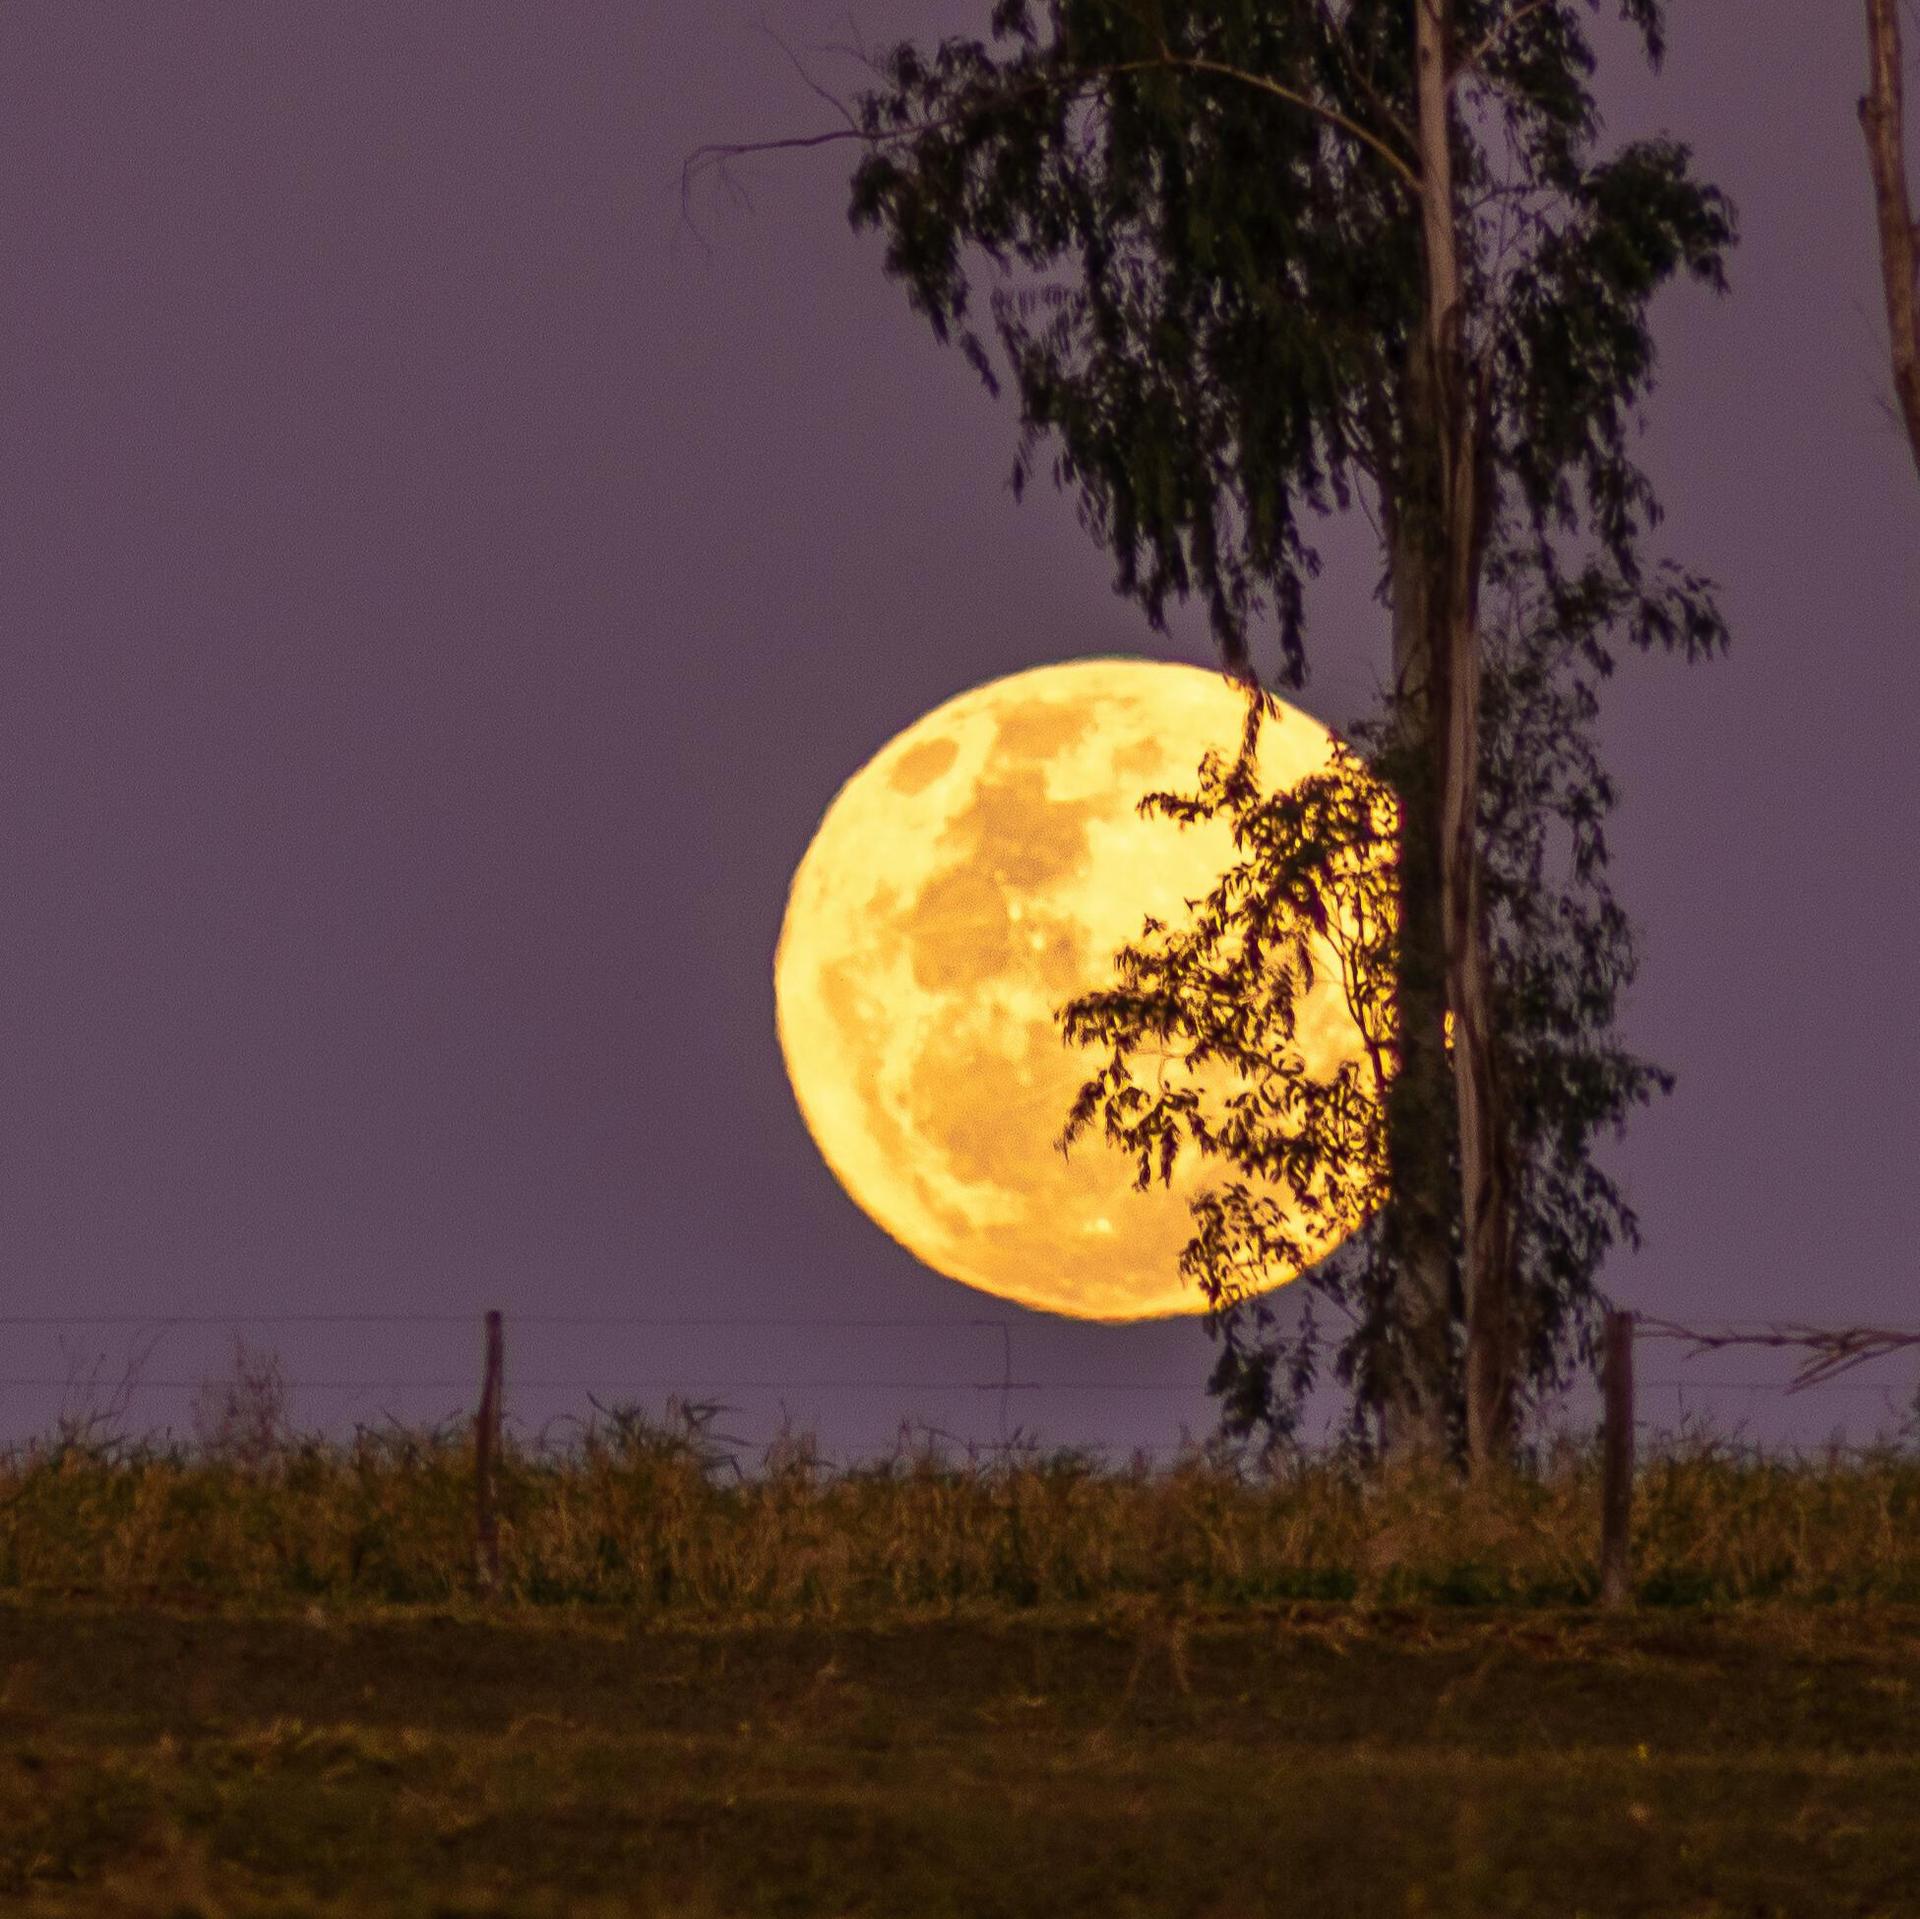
[1631,1314,1920,1395]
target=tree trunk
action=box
[1378,482,1460,1472]
[1414,0,1517,1479]
[1861,0,1920,487]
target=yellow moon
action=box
[773,657,1380,1322]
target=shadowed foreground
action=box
[5,1595,1920,1917]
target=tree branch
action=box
[680,47,1424,241]
[756,20,862,136]
[1859,0,1920,485]
[1458,0,1556,82]
[1150,52,1422,195]
[1314,0,1419,158]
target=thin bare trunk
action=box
[1380,449,1458,1470]
[1415,0,1516,1478]
[1861,0,1920,485]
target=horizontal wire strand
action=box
[0,1314,1019,1329]
[1,1375,1910,1394]
[9,1312,1920,1334]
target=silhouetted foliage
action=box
[840,0,1735,1465]
[1056,530,1675,1465]
[845,0,1735,691]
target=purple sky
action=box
[1,3,1915,1469]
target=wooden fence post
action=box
[1599,1308,1635,1610]
[474,1309,503,1593]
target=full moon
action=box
[773,657,1383,1321]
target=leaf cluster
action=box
[1053,529,1675,1463]
[847,0,1737,687]
[1053,699,1398,1289]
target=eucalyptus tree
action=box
[1859,0,1919,485]
[1053,516,1675,1472]
[810,0,1734,1475]
[686,2,1734,1472]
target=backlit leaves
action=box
[1054,536,1677,1461]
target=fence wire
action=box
[5,1308,1920,1464]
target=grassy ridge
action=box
[6,1399,1920,1612]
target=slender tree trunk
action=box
[1378,477,1460,1472]
[1413,0,1517,1478]
[1861,0,1920,486]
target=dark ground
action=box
[5,1595,1920,1916]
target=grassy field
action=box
[6,1592,1920,1916]
[6,1401,1920,1914]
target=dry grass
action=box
[9,1367,1920,1914]
[4,1377,1920,1615]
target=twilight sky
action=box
[1,3,1914,1467]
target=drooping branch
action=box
[1457,0,1556,84]
[682,46,1422,239]
[1313,0,1418,157]
[1859,0,1920,484]
[1149,52,1422,193]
